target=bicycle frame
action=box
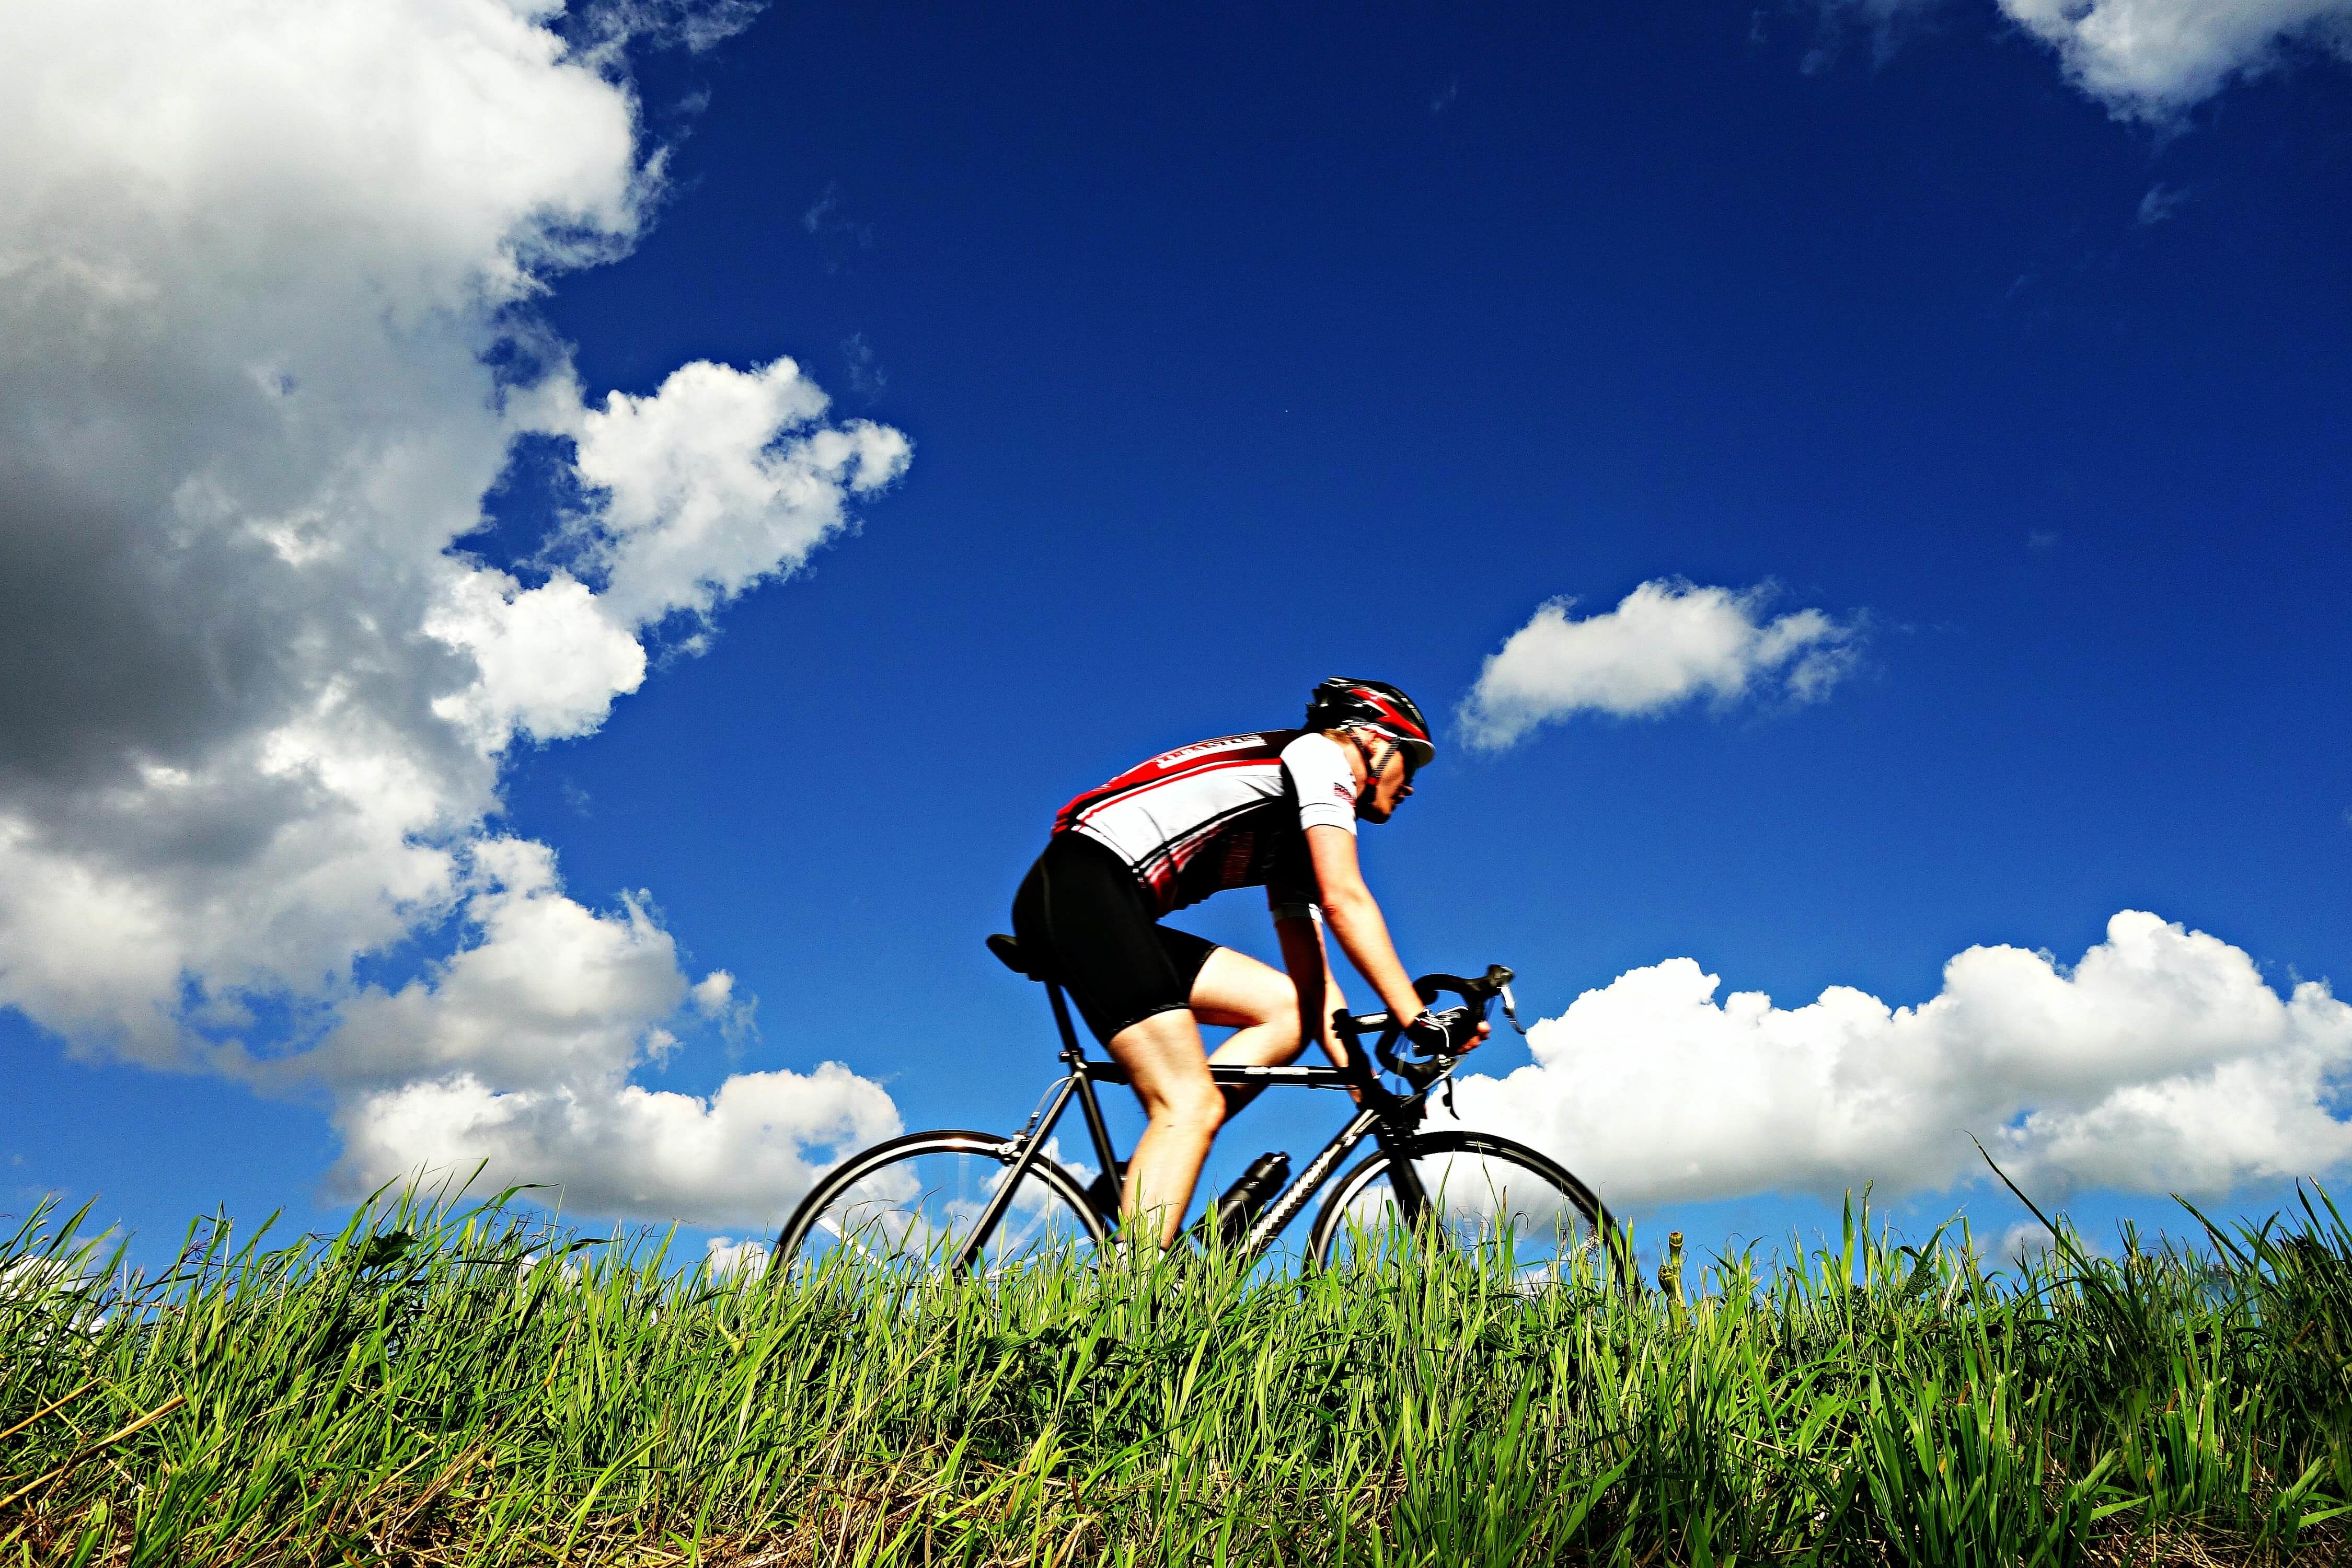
[951,976,1440,1272]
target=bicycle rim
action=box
[773,1130,1108,1279]
[1310,1130,1627,1288]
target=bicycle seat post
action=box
[1044,979,1086,1066]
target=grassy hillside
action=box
[3,1183,2348,1566]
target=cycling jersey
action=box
[1052,729,1359,916]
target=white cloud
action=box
[313,847,895,1230]
[2000,0,2352,120]
[328,1062,898,1232]
[0,0,902,1225]
[295,839,685,1093]
[426,572,648,745]
[570,358,912,630]
[1445,911,2352,1208]
[704,1235,774,1276]
[1804,0,2352,118]
[1459,580,1861,750]
[688,968,756,1043]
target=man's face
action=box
[1355,742,1416,825]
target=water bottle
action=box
[1195,1151,1291,1251]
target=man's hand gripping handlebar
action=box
[1331,963,1527,1092]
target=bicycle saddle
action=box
[985,932,1055,981]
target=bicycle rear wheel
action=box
[772,1129,1109,1279]
[1308,1129,1632,1288]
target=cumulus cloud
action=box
[329,1062,898,1232]
[2001,0,2352,120]
[425,573,649,746]
[1445,912,2352,1208]
[1459,580,1861,750]
[1803,0,2352,118]
[298,843,895,1228]
[0,0,904,1224]
[570,358,910,629]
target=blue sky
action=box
[4,0,2348,1271]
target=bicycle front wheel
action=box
[1308,1129,1632,1288]
[772,1129,1109,1279]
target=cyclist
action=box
[1010,677,1486,1248]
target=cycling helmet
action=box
[1304,677,1435,771]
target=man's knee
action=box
[1154,1078,1226,1136]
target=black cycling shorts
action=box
[1010,832,1218,1045]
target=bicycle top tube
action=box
[1073,1058,1361,1090]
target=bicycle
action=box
[771,933,1632,1283]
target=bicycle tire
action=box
[770,1128,1109,1279]
[1307,1128,1635,1288]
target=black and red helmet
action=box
[1304,678,1435,771]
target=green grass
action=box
[3,1179,2349,1566]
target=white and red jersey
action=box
[1053,729,1361,916]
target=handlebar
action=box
[1331,963,1523,1090]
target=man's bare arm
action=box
[1304,824,1428,1026]
[1272,901,1350,1068]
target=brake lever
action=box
[1498,982,1528,1037]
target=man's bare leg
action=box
[1191,947,1305,1070]
[1109,951,1318,1246]
[1104,1008,1225,1249]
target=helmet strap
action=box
[1352,733,1402,815]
